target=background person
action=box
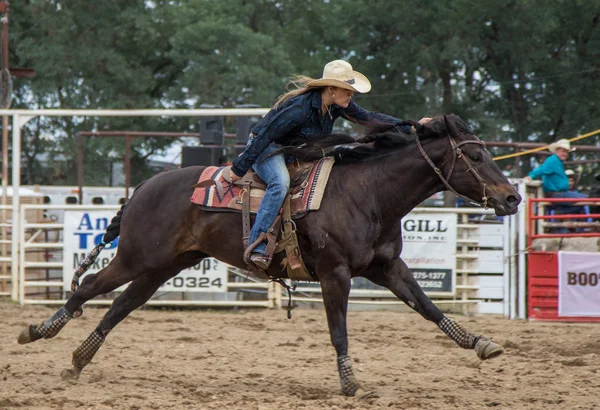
[565,169,577,191]
[525,140,587,230]
[524,139,586,201]
[562,169,589,221]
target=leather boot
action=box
[250,253,271,270]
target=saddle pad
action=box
[190,157,335,217]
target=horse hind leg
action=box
[60,268,176,381]
[368,258,504,360]
[17,258,140,345]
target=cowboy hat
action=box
[306,60,372,93]
[565,169,575,177]
[549,138,575,153]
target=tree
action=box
[6,0,600,183]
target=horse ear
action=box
[443,115,461,138]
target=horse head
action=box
[412,115,521,216]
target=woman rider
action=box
[230,60,427,270]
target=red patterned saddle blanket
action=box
[190,157,335,217]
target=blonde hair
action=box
[273,75,324,109]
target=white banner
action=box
[63,211,228,292]
[401,213,457,295]
[558,251,600,317]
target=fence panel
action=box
[284,207,516,316]
[18,204,276,308]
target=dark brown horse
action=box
[18,115,521,398]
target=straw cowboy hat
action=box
[307,60,372,93]
[549,138,575,153]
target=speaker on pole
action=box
[199,104,224,145]
[235,104,262,145]
[181,146,226,168]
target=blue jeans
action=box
[549,191,589,233]
[551,191,587,215]
[248,143,290,255]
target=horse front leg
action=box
[368,258,504,360]
[319,265,373,398]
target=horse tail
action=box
[69,180,148,316]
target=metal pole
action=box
[517,180,527,319]
[124,135,131,199]
[10,113,18,301]
[509,212,518,320]
[1,115,6,292]
[0,1,9,293]
[77,133,83,204]
[502,214,510,318]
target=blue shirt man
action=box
[527,139,574,195]
[528,153,569,194]
[527,139,587,221]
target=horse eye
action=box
[472,155,481,162]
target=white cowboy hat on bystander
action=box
[549,139,575,153]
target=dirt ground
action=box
[1,300,600,410]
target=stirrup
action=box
[250,253,271,270]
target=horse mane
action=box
[270,115,473,164]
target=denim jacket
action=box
[231,89,410,177]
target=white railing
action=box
[3,110,529,318]
[4,109,270,305]
[18,204,277,308]
[283,207,523,317]
[0,204,11,296]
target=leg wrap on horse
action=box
[438,317,479,349]
[337,355,360,396]
[36,306,73,339]
[72,329,107,369]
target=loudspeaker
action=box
[199,104,224,145]
[235,104,262,145]
[181,146,226,168]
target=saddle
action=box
[190,158,335,281]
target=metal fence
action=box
[18,204,278,308]
[284,207,524,317]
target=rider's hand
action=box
[230,171,242,183]
[418,117,433,124]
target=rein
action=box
[415,133,489,209]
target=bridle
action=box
[415,131,490,209]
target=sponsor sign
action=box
[62,211,227,292]
[401,213,456,295]
[558,251,600,317]
[349,212,456,295]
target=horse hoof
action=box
[355,387,378,400]
[475,337,504,360]
[17,325,41,345]
[60,367,82,382]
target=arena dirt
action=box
[1,300,600,409]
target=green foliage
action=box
[6,0,600,183]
